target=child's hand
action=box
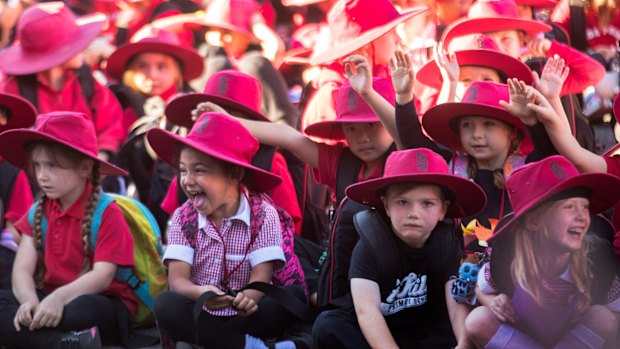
[191,102,230,121]
[390,50,415,99]
[343,55,373,96]
[202,286,234,311]
[232,291,258,316]
[527,38,551,58]
[532,55,569,99]
[30,294,64,330]
[525,86,560,126]
[433,42,459,83]
[500,78,536,126]
[489,294,517,323]
[13,300,38,331]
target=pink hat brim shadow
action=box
[0,129,127,176]
[416,49,533,90]
[442,17,552,48]
[0,94,37,133]
[146,128,282,192]
[346,173,487,218]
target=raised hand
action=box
[532,55,569,99]
[389,50,415,98]
[434,41,459,83]
[191,102,230,121]
[525,86,562,126]
[343,54,373,96]
[500,78,537,126]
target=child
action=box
[312,148,487,348]
[0,111,136,348]
[465,155,620,348]
[0,93,36,289]
[147,112,308,349]
[0,2,125,158]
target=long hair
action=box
[27,141,101,287]
[510,202,592,315]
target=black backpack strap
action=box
[75,64,95,105]
[586,235,618,305]
[0,162,21,215]
[353,209,399,279]
[335,148,362,204]
[16,74,39,108]
[252,144,276,172]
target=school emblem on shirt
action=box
[381,272,428,316]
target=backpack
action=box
[0,161,20,230]
[28,192,168,328]
[178,191,307,295]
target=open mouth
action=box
[188,190,207,207]
[567,227,584,237]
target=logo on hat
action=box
[416,152,428,172]
[549,161,567,179]
[466,87,478,102]
[217,77,229,96]
[347,90,358,110]
[194,116,210,135]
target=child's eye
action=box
[368,123,378,129]
[422,200,435,207]
[397,199,408,206]
[460,121,472,129]
[343,126,355,133]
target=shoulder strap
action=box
[353,209,399,279]
[252,144,276,172]
[335,148,362,204]
[16,74,39,108]
[0,161,21,213]
[75,64,95,103]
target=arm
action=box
[233,261,273,316]
[11,234,39,331]
[351,278,399,349]
[168,260,234,309]
[446,280,473,349]
[433,43,459,105]
[395,100,452,162]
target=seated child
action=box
[312,148,487,348]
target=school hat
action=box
[0,2,105,75]
[310,0,428,65]
[146,112,282,192]
[514,0,557,7]
[488,155,620,242]
[416,34,533,90]
[0,93,37,134]
[106,26,204,81]
[441,0,552,48]
[281,0,327,6]
[422,81,534,154]
[604,94,620,156]
[181,0,257,42]
[346,148,487,218]
[165,70,270,128]
[0,112,127,176]
[303,77,395,140]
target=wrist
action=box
[396,92,414,105]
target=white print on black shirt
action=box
[380,272,427,316]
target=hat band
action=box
[542,187,592,205]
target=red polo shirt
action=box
[15,184,137,315]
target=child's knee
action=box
[580,305,617,338]
[153,291,185,325]
[465,306,500,342]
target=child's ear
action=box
[524,215,542,231]
[79,159,94,179]
[381,196,391,218]
[439,200,450,221]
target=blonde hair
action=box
[27,141,101,288]
[510,202,592,315]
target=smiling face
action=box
[540,197,591,255]
[126,52,182,96]
[341,122,393,172]
[178,147,241,220]
[381,183,449,248]
[457,116,514,170]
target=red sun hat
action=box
[310,0,428,65]
[422,81,533,155]
[181,0,257,41]
[0,93,37,134]
[146,112,282,192]
[488,155,620,242]
[165,70,270,128]
[416,34,533,90]
[346,148,487,218]
[514,0,558,7]
[303,77,395,140]
[441,0,552,48]
[106,26,204,81]
[0,112,127,176]
[0,2,105,75]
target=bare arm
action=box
[434,43,459,105]
[168,260,235,311]
[446,280,473,349]
[351,278,399,349]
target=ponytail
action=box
[33,194,47,289]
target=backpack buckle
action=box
[126,274,141,289]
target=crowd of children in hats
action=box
[0,0,619,348]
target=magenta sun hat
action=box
[416,34,533,90]
[0,111,127,176]
[0,2,105,75]
[310,0,428,65]
[422,81,533,155]
[181,0,258,41]
[106,26,204,81]
[165,70,270,128]
[146,112,282,192]
[346,148,487,218]
[0,93,37,134]
[441,0,552,48]
[488,155,620,242]
[514,0,558,7]
[303,77,395,140]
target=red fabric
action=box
[551,0,620,49]
[0,72,126,153]
[15,184,137,315]
[314,142,384,192]
[1,159,33,223]
[546,41,606,96]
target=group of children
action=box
[0,0,619,349]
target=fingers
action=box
[232,292,256,313]
[490,295,517,323]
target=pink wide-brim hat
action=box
[604,94,620,156]
[165,70,270,128]
[441,0,552,48]
[0,112,127,176]
[488,155,620,242]
[282,0,327,6]
[146,112,282,192]
[416,34,533,89]
[106,26,204,81]
[346,148,487,218]
[303,77,395,140]
[180,0,257,41]
[515,0,557,7]
[0,93,37,134]
[310,0,428,65]
[0,2,105,75]
[423,81,533,154]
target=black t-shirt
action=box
[349,226,461,332]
